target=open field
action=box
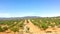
[0,17,60,34]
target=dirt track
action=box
[24,19,60,34]
[24,19,41,34]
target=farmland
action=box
[0,16,60,34]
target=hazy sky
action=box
[0,0,60,17]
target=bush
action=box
[10,27,19,32]
[0,26,5,32]
[3,26,8,31]
[40,23,48,30]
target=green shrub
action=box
[0,26,5,32]
[40,23,48,30]
[10,27,19,32]
[3,26,8,31]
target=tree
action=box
[10,27,19,34]
[0,26,4,32]
[40,23,48,30]
[3,26,8,31]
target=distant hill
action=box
[0,16,60,20]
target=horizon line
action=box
[0,16,60,18]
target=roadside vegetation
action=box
[30,17,60,30]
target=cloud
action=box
[0,13,11,17]
[0,12,60,18]
[40,14,60,17]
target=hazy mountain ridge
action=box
[0,16,60,20]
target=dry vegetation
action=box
[0,17,60,34]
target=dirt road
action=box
[24,19,60,34]
[24,19,46,34]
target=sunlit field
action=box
[0,16,60,34]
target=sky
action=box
[0,0,60,17]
